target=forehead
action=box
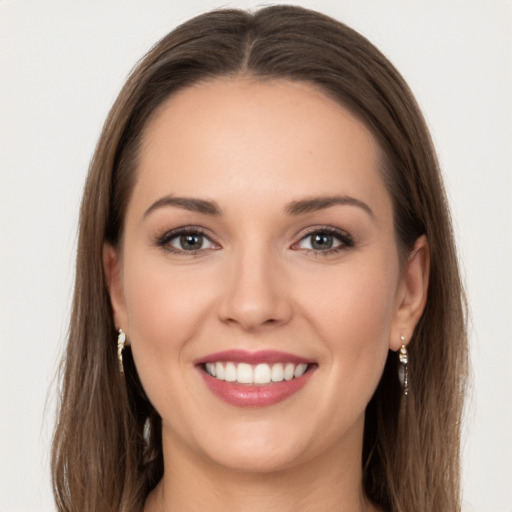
[133,77,390,217]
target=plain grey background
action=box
[1,1,511,510]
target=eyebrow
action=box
[143,194,374,219]
[144,196,222,218]
[284,195,374,217]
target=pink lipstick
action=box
[195,350,316,407]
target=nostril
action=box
[223,314,284,331]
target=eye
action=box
[300,232,339,250]
[171,233,208,251]
[293,227,354,253]
[158,228,219,254]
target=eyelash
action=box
[292,226,355,256]
[155,226,355,256]
[156,226,218,255]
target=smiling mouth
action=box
[202,361,310,385]
[195,350,316,407]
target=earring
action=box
[117,329,126,373]
[398,334,409,396]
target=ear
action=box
[103,243,128,333]
[389,235,430,351]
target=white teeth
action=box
[205,362,216,377]
[284,363,295,381]
[271,363,284,382]
[294,363,308,378]
[215,362,225,380]
[204,361,309,384]
[237,363,253,384]
[224,362,237,382]
[254,364,271,384]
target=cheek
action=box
[300,258,398,393]
[120,256,216,395]
[123,256,212,339]
[306,256,397,329]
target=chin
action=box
[204,442,309,474]
[187,413,342,476]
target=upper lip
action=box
[194,349,313,365]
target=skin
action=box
[104,78,429,512]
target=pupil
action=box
[181,234,202,250]
[312,233,333,250]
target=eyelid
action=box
[291,225,355,251]
[154,224,354,255]
[156,226,221,254]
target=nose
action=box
[217,245,293,331]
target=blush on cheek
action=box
[122,260,214,399]
[308,269,394,394]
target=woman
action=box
[51,5,468,511]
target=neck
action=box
[145,418,378,512]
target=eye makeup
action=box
[153,223,355,258]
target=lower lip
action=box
[198,367,315,407]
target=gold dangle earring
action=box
[398,334,409,396]
[117,329,126,373]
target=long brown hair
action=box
[52,6,468,511]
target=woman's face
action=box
[106,78,412,473]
